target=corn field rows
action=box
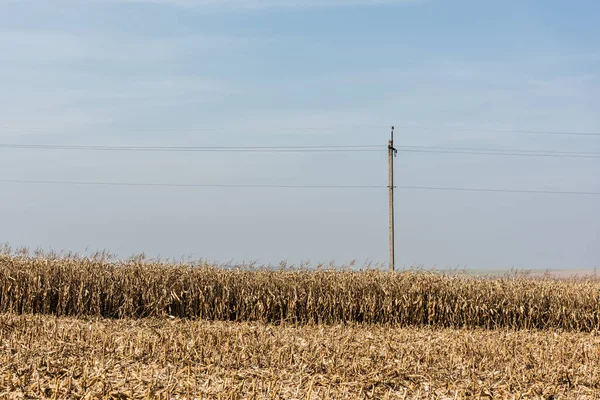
[1,314,600,399]
[1,255,599,330]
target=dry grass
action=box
[1,254,600,331]
[1,314,599,399]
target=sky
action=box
[0,0,598,270]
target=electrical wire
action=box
[392,125,600,136]
[0,179,384,189]
[0,144,383,152]
[3,125,600,136]
[396,145,600,156]
[396,149,600,158]
[394,186,600,196]
[1,179,598,195]
[2,143,599,158]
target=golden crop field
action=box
[1,315,600,399]
[1,253,600,399]
[1,254,599,330]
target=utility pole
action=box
[388,126,397,271]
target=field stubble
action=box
[1,314,600,399]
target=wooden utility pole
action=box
[388,126,397,271]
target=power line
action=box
[0,179,384,189]
[0,144,383,153]
[397,145,600,156]
[0,127,356,133]
[473,129,600,137]
[393,125,600,136]
[2,143,599,158]
[395,186,600,196]
[3,125,600,136]
[396,149,600,159]
[0,144,383,149]
[1,179,598,195]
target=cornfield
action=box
[1,314,599,399]
[1,253,599,331]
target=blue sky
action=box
[0,0,598,270]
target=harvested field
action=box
[1,254,600,331]
[1,314,599,399]
[2,254,600,398]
